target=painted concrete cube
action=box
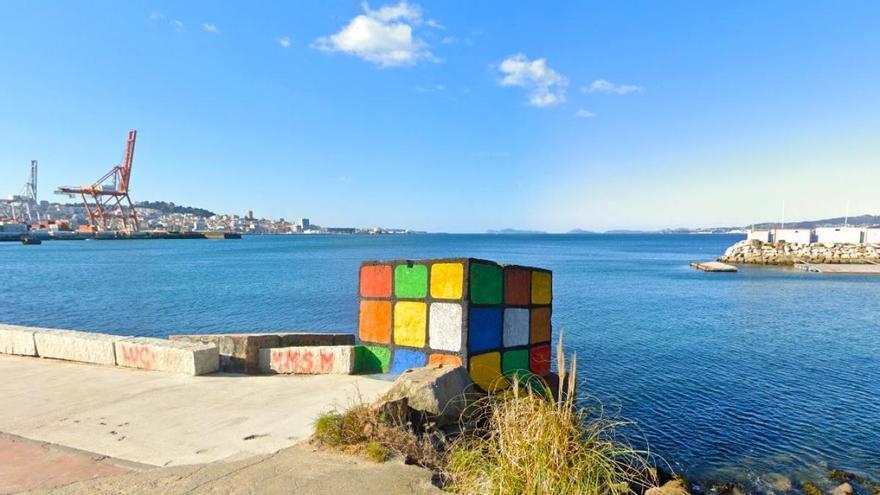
[357,258,552,391]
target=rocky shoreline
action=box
[718,240,880,265]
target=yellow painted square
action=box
[531,271,552,305]
[393,301,427,347]
[430,262,464,299]
[469,352,508,392]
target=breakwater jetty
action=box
[719,239,880,265]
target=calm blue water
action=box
[1,234,878,488]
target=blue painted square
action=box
[391,349,427,374]
[468,307,503,353]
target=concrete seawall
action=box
[0,324,219,375]
[719,240,880,265]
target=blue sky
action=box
[1,1,878,232]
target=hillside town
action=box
[0,200,412,236]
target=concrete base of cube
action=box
[34,329,122,366]
[0,324,38,356]
[259,346,355,375]
[170,333,355,374]
[115,337,219,375]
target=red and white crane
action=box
[57,129,140,232]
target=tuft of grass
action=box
[364,441,390,462]
[313,412,345,446]
[312,402,446,468]
[443,332,656,495]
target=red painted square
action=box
[529,344,551,376]
[360,264,392,297]
[504,268,531,305]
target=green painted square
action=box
[394,264,428,298]
[502,349,530,379]
[354,345,391,374]
[469,262,503,304]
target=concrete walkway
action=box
[0,355,392,468]
[0,433,136,494]
[24,443,444,495]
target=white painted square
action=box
[429,303,463,352]
[503,308,529,347]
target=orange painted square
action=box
[359,300,392,344]
[504,268,531,305]
[428,354,463,367]
[530,307,551,344]
[360,265,392,297]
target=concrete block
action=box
[259,346,355,375]
[170,334,280,374]
[116,337,219,375]
[34,329,122,366]
[169,333,355,373]
[0,324,38,356]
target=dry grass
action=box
[313,333,658,494]
[443,333,657,495]
[312,402,446,469]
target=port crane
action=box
[1,160,40,224]
[56,129,140,232]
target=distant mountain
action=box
[748,214,880,230]
[486,228,547,234]
[135,201,216,218]
[567,229,598,234]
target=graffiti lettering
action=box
[120,344,157,369]
[270,349,336,373]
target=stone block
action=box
[258,345,355,374]
[115,337,219,375]
[170,334,280,374]
[170,333,355,373]
[34,329,122,366]
[0,324,37,356]
[380,364,474,427]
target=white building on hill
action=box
[772,228,812,244]
[815,227,864,245]
[747,230,771,242]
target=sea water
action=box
[1,234,878,486]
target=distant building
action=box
[297,218,310,230]
[865,227,880,245]
[772,229,811,244]
[815,227,863,245]
[747,230,771,242]
[247,210,254,220]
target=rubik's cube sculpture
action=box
[358,258,552,391]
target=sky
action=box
[1,1,878,232]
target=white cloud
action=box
[149,11,164,21]
[440,36,456,44]
[497,54,567,107]
[312,1,437,67]
[425,18,445,29]
[584,79,642,95]
[202,23,219,34]
[278,36,292,48]
[575,109,597,118]
[172,19,184,31]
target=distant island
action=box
[487,214,880,235]
[486,228,547,235]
